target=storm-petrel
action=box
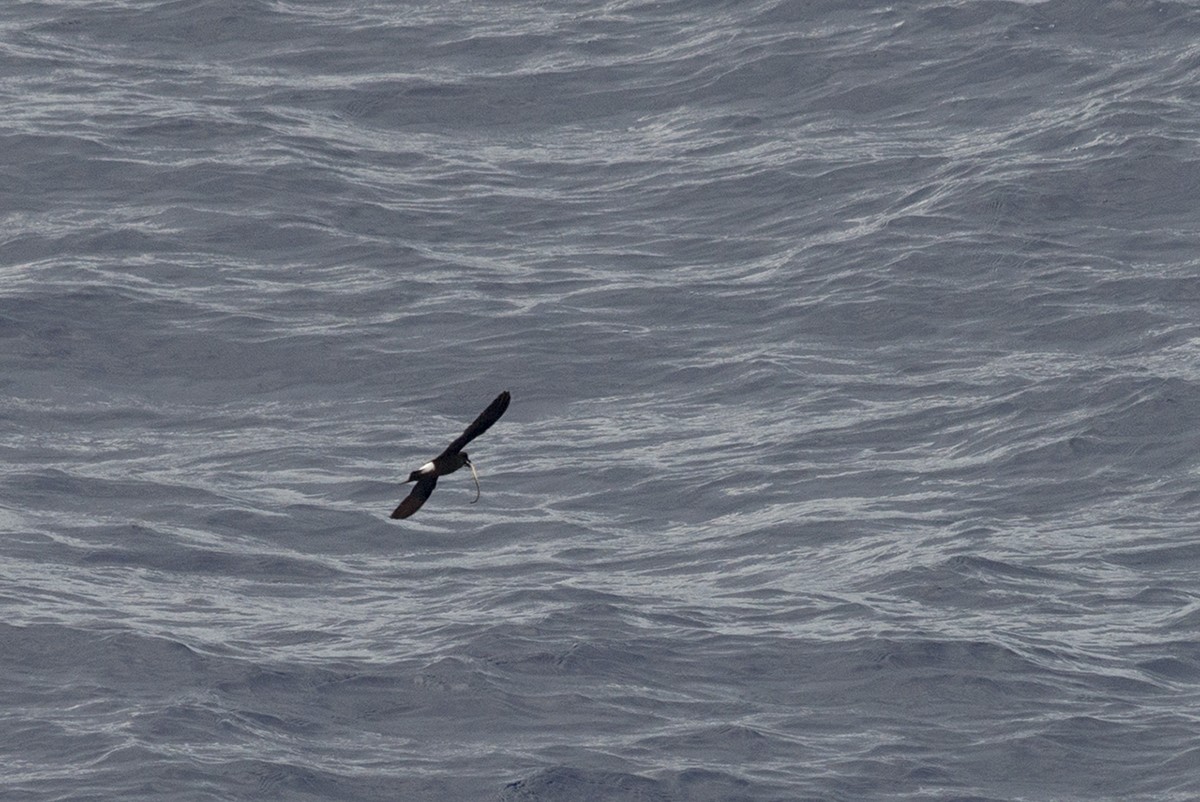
[390,390,511,519]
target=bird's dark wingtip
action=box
[439,390,512,457]
[390,476,438,520]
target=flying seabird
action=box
[390,390,511,519]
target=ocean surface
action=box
[4,1,1200,799]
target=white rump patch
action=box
[418,461,436,475]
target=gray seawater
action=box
[4,1,1200,799]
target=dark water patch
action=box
[502,766,670,802]
[1133,640,1200,684]
[503,764,790,802]
[1106,540,1200,571]
[20,521,344,581]
[0,622,209,692]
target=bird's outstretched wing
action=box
[438,390,511,458]
[391,476,438,519]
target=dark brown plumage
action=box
[391,391,511,519]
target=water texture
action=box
[3,0,1200,799]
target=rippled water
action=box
[4,1,1200,799]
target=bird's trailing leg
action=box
[467,459,481,503]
